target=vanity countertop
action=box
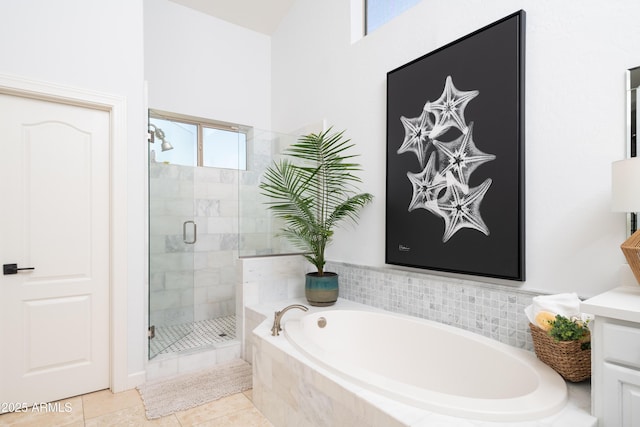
[581,285,640,323]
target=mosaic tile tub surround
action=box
[325,261,542,351]
[240,257,547,352]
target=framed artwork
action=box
[385,10,526,281]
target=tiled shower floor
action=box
[150,315,237,356]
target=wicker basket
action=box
[529,323,591,382]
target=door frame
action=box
[0,74,129,393]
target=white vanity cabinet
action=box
[582,286,640,427]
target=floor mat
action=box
[137,359,252,419]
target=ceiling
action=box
[169,0,295,35]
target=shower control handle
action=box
[183,220,197,244]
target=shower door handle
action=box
[183,220,197,244]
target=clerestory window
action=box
[365,0,421,35]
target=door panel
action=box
[25,295,92,372]
[25,122,93,279]
[0,93,110,407]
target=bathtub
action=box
[283,308,568,422]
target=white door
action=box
[0,93,110,407]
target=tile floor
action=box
[150,316,237,357]
[0,388,272,426]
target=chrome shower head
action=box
[148,123,174,151]
[160,140,174,152]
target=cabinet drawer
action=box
[603,322,640,369]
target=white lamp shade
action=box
[612,157,640,212]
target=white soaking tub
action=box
[284,308,568,422]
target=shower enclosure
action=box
[148,111,298,359]
[148,112,241,359]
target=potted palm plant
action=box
[259,128,373,306]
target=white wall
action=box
[144,0,271,130]
[271,0,640,298]
[0,0,147,384]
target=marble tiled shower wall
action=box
[150,129,296,330]
[149,162,238,327]
[326,261,541,351]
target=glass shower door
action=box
[148,116,198,359]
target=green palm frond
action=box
[259,128,373,275]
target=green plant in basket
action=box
[548,314,591,350]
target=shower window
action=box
[203,127,247,170]
[149,109,247,170]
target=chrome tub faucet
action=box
[271,304,308,336]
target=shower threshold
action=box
[150,315,237,356]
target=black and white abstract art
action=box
[385,11,525,281]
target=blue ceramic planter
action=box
[305,272,338,306]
